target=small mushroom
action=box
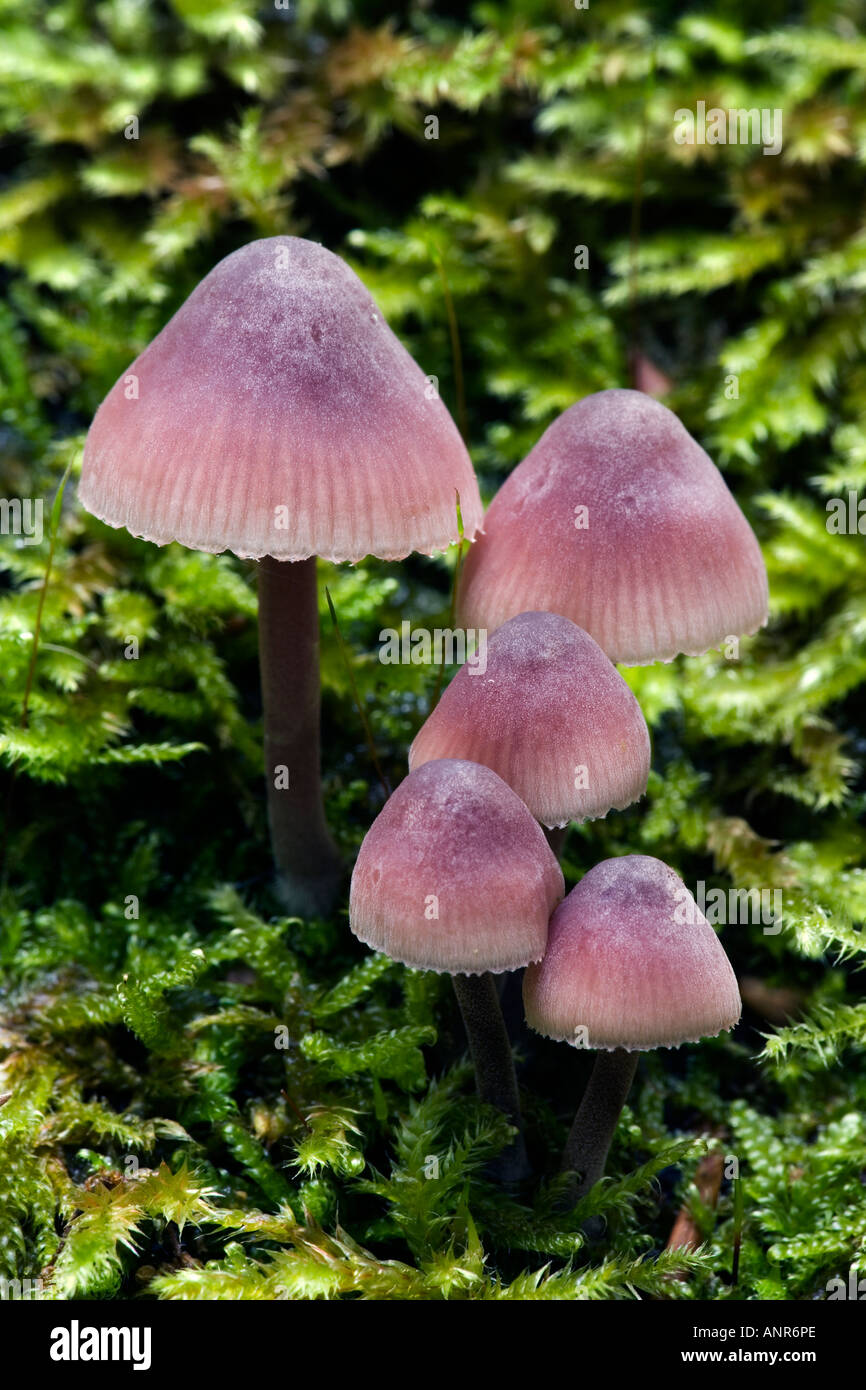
[409,610,650,830]
[523,854,741,1200]
[457,388,768,665]
[350,758,564,1176]
[79,236,483,916]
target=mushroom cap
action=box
[79,236,483,562]
[408,611,650,828]
[523,854,741,1050]
[456,389,768,664]
[349,759,564,974]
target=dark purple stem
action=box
[562,1048,638,1202]
[452,972,531,1184]
[257,555,342,916]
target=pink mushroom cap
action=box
[408,611,650,828]
[523,854,741,1050]
[79,236,483,563]
[457,389,768,664]
[349,759,565,974]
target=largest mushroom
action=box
[79,236,483,916]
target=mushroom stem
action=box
[452,972,530,1182]
[257,555,342,917]
[561,1047,638,1200]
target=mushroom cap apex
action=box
[350,758,564,975]
[80,235,482,562]
[409,610,650,826]
[523,853,741,1050]
[457,388,768,664]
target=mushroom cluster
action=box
[81,237,764,1204]
[349,385,764,1197]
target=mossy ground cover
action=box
[0,0,864,1301]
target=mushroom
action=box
[79,236,483,916]
[523,854,741,1200]
[350,758,564,1174]
[408,610,650,830]
[457,388,768,665]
